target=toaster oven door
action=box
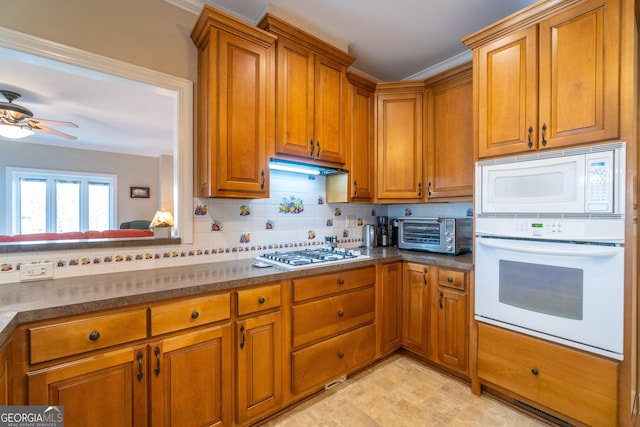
[398,219,442,251]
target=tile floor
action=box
[260,354,550,427]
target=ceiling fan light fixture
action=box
[0,124,35,139]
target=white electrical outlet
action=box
[20,261,54,281]
[346,215,356,227]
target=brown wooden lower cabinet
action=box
[477,322,617,426]
[378,262,403,356]
[402,262,432,356]
[149,325,231,427]
[434,268,468,375]
[291,324,376,396]
[402,263,469,376]
[235,311,282,425]
[28,344,149,427]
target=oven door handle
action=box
[477,239,620,257]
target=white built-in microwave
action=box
[475,142,626,217]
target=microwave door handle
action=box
[477,239,619,258]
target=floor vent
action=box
[514,400,572,426]
[325,375,346,390]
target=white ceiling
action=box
[1,0,538,156]
[196,0,538,81]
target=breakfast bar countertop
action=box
[0,247,473,342]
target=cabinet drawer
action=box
[438,269,465,291]
[29,309,147,364]
[292,266,375,302]
[292,324,376,396]
[236,283,281,316]
[150,293,230,336]
[477,323,617,426]
[292,286,374,348]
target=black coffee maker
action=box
[376,216,389,247]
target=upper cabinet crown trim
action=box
[462,0,585,48]
[258,13,355,66]
[191,5,277,48]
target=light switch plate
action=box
[20,261,54,281]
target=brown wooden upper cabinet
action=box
[425,63,473,200]
[191,6,276,198]
[347,72,376,202]
[259,14,355,167]
[463,0,620,159]
[375,81,426,202]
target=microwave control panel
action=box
[586,152,614,212]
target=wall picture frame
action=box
[130,186,150,198]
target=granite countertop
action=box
[0,247,473,343]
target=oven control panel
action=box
[476,217,624,243]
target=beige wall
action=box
[0,140,166,234]
[0,0,199,82]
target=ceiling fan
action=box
[0,89,78,140]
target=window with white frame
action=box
[7,167,116,234]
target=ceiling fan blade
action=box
[31,124,77,140]
[28,117,79,128]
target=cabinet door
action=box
[275,37,315,159]
[196,28,273,198]
[476,26,538,158]
[436,287,468,375]
[28,345,148,427]
[402,263,431,356]
[236,311,282,424]
[378,262,402,356]
[349,78,375,201]
[149,325,231,427]
[426,69,473,199]
[376,90,424,200]
[313,55,348,164]
[538,0,619,149]
[217,32,271,196]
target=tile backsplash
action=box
[0,170,472,284]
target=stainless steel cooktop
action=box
[255,248,368,269]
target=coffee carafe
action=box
[376,216,389,247]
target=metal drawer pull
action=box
[89,331,100,341]
[338,279,345,285]
[439,292,443,309]
[531,368,539,376]
[154,347,161,376]
[338,310,344,317]
[136,351,144,382]
[258,297,266,304]
[191,311,199,319]
[338,352,344,359]
[240,325,246,349]
[447,277,453,283]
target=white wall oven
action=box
[474,143,626,360]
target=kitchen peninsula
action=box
[1,248,472,426]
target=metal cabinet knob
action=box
[191,311,199,319]
[258,297,266,304]
[89,331,100,341]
